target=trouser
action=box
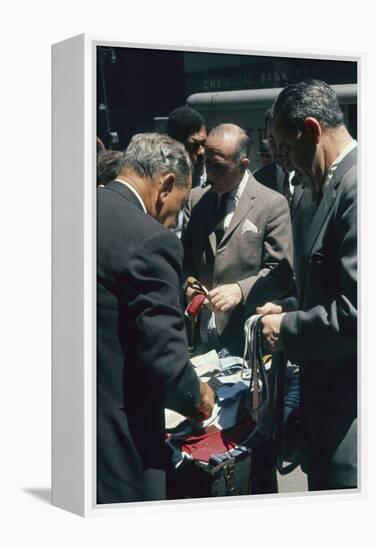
[307,470,357,491]
[250,437,278,494]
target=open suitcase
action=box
[166,448,252,499]
[166,315,272,499]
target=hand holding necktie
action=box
[259,312,286,352]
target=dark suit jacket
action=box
[253,161,286,195]
[290,185,318,296]
[259,185,317,467]
[182,172,294,355]
[281,147,358,487]
[255,162,318,295]
[97,181,200,503]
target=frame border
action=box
[51,34,365,517]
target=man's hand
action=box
[193,381,215,420]
[185,286,197,302]
[260,313,286,352]
[256,302,284,316]
[207,283,242,312]
[185,287,208,307]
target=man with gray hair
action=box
[257,80,357,491]
[97,133,214,504]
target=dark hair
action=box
[271,79,344,130]
[97,150,124,186]
[166,106,205,143]
[258,139,271,156]
[265,107,273,128]
[120,132,191,188]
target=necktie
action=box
[214,192,229,249]
[283,173,292,203]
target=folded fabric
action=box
[178,416,256,463]
[165,409,187,431]
[216,381,249,403]
[218,355,243,371]
[216,399,242,430]
[190,349,221,377]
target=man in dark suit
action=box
[255,139,273,168]
[253,158,286,196]
[253,109,290,199]
[258,80,357,491]
[182,123,294,357]
[261,106,318,291]
[97,133,214,504]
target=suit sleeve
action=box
[125,229,200,416]
[242,194,294,314]
[280,176,357,362]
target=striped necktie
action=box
[283,172,292,203]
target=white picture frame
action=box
[52,34,364,517]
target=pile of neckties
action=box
[165,336,271,468]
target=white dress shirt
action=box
[322,140,357,194]
[219,169,249,231]
[114,178,147,213]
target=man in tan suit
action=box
[182,123,294,356]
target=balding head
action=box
[205,123,250,194]
[208,124,251,162]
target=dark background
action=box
[97,46,357,151]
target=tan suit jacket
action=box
[182,173,294,354]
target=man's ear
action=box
[241,157,250,170]
[156,173,175,206]
[303,117,321,143]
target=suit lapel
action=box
[275,164,286,195]
[200,189,220,256]
[105,180,145,211]
[221,174,256,244]
[299,147,357,297]
[290,184,304,219]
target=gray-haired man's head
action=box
[119,133,192,229]
[121,132,192,188]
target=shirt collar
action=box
[322,140,357,193]
[114,178,147,213]
[230,169,249,202]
